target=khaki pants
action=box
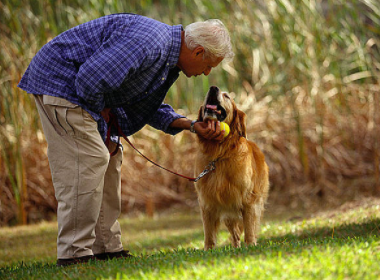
[34,95,123,259]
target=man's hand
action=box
[194,121,225,142]
[101,108,111,123]
[169,118,225,142]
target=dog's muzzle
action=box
[203,86,227,122]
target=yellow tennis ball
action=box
[220,122,230,138]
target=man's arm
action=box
[169,118,225,141]
[146,103,225,141]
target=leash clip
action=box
[194,160,217,182]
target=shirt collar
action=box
[167,24,183,69]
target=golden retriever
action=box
[195,86,269,250]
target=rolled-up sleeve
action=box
[147,103,186,135]
[75,34,147,113]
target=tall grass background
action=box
[0,0,379,225]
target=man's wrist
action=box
[190,120,197,133]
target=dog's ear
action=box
[230,108,247,138]
[236,109,247,138]
[197,106,204,122]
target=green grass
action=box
[0,201,379,279]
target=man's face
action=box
[179,47,223,78]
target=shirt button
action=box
[167,63,169,66]
[162,77,165,81]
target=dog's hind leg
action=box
[242,200,263,246]
[224,218,242,248]
[201,207,220,250]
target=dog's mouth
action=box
[203,86,227,122]
[204,104,227,122]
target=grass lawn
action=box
[0,198,379,280]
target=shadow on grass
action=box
[129,215,380,251]
[266,217,380,244]
[116,218,380,276]
[1,218,378,279]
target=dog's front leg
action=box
[200,207,220,250]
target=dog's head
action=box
[198,86,247,138]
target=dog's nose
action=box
[209,86,219,93]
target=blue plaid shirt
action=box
[18,14,185,140]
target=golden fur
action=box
[195,87,269,250]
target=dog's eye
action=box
[223,93,231,100]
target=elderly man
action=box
[18,13,233,267]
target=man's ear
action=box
[193,46,205,57]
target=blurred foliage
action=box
[0,0,380,225]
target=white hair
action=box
[184,19,234,62]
